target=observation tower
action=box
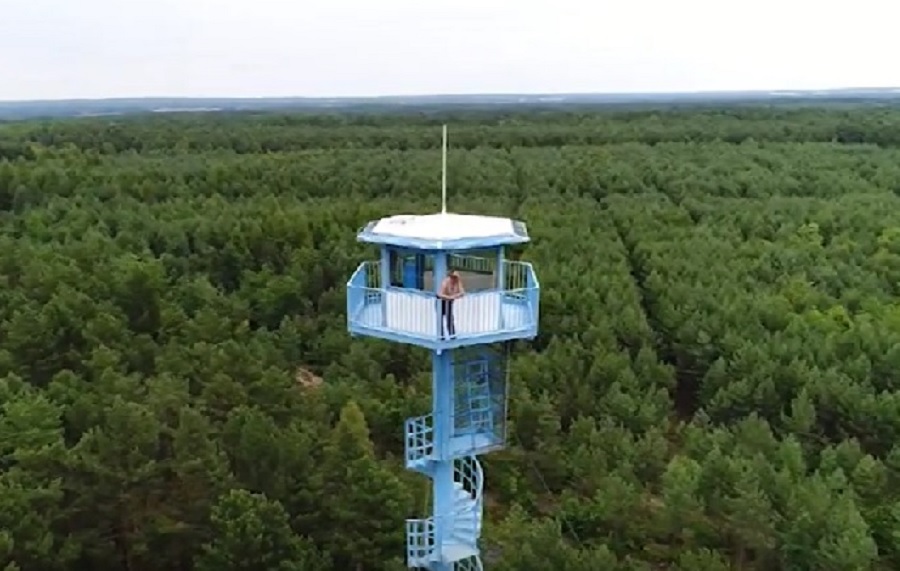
[346,126,541,570]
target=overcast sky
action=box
[1,0,897,101]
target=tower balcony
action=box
[347,259,539,351]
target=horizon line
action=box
[3,85,900,104]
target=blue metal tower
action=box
[346,127,539,570]
[346,209,540,569]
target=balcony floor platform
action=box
[349,289,535,350]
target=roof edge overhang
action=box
[355,217,530,251]
[356,232,530,251]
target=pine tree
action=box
[317,400,411,571]
[195,489,328,571]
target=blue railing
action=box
[406,518,435,566]
[405,414,434,469]
[347,259,540,344]
[346,260,383,326]
[454,455,484,524]
[525,261,540,326]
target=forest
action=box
[2,105,900,570]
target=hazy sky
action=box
[1,0,897,101]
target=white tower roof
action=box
[358,211,529,249]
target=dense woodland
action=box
[3,106,900,570]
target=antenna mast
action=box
[441,124,448,214]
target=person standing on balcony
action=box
[439,270,465,339]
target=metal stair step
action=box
[441,543,479,564]
[453,525,477,538]
[453,513,478,527]
[453,532,477,544]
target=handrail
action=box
[347,259,539,343]
[405,414,434,466]
[346,262,368,288]
[449,254,495,275]
[453,456,483,513]
[522,261,539,289]
[350,258,534,295]
[405,518,435,564]
[473,457,483,512]
[449,455,483,543]
[475,458,484,511]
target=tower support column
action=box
[431,349,454,561]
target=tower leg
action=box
[432,350,454,557]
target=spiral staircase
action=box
[405,455,484,569]
[404,349,501,570]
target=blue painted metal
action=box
[401,254,420,289]
[347,228,539,570]
[346,260,539,351]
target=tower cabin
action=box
[346,211,540,351]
